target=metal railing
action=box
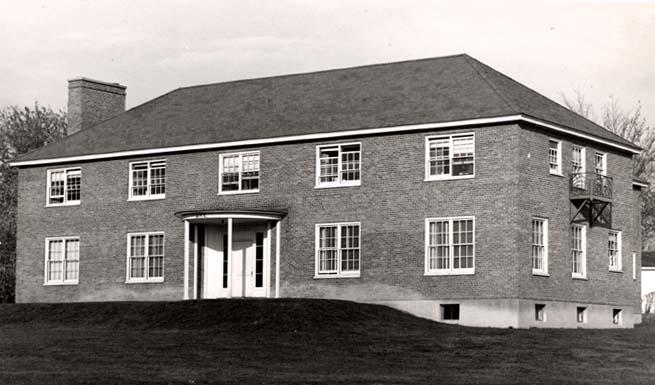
[569,172,613,200]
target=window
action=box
[441,304,460,320]
[612,309,622,325]
[127,232,164,282]
[315,223,360,278]
[47,168,81,206]
[571,224,587,279]
[129,160,166,200]
[426,217,475,275]
[595,152,607,175]
[577,307,587,323]
[426,134,475,180]
[571,145,586,188]
[535,304,546,321]
[316,143,361,187]
[548,140,562,175]
[531,218,548,275]
[608,230,622,271]
[219,151,260,194]
[44,237,79,284]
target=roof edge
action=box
[9,114,641,167]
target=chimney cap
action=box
[68,77,126,90]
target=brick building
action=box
[10,54,645,328]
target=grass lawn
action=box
[0,299,654,384]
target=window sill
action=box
[313,273,360,279]
[549,171,564,177]
[128,195,166,202]
[217,190,260,196]
[126,278,164,284]
[609,268,623,273]
[44,281,78,286]
[315,182,361,189]
[572,275,588,280]
[45,201,80,208]
[532,271,550,277]
[425,269,475,276]
[425,175,475,182]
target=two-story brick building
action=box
[10,54,644,328]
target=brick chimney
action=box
[67,77,126,135]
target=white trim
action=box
[608,229,622,272]
[633,181,649,188]
[183,223,188,296]
[44,236,80,285]
[315,142,362,188]
[193,225,198,299]
[126,231,165,284]
[182,213,284,221]
[218,151,260,195]
[634,252,638,279]
[424,216,476,276]
[531,217,549,276]
[45,167,81,207]
[127,159,166,201]
[265,222,272,298]
[425,133,475,181]
[10,114,640,167]
[275,220,281,298]
[571,223,587,279]
[548,139,562,176]
[314,222,362,278]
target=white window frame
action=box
[425,133,475,181]
[608,230,622,272]
[548,139,562,176]
[531,217,549,276]
[218,151,260,195]
[128,160,166,201]
[315,142,362,188]
[314,222,361,279]
[633,252,637,280]
[44,236,80,285]
[571,146,586,190]
[46,168,81,207]
[571,224,587,279]
[126,232,165,283]
[425,216,475,276]
[595,151,607,176]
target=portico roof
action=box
[174,209,288,221]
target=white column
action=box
[275,219,281,299]
[193,225,199,300]
[183,220,190,300]
[266,222,272,298]
[227,217,233,298]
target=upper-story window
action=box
[595,152,607,175]
[571,224,587,279]
[608,230,622,271]
[426,134,475,180]
[129,160,166,200]
[315,222,361,278]
[219,151,260,194]
[425,216,475,275]
[47,168,81,206]
[548,140,562,175]
[571,145,586,188]
[531,217,548,275]
[44,236,79,285]
[316,143,361,188]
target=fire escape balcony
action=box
[569,172,613,227]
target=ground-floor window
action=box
[127,232,164,282]
[571,224,586,279]
[531,218,548,275]
[315,222,360,277]
[425,217,475,275]
[45,237,79,285]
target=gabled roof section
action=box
[13,54,639,165]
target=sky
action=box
[1,0,654,125]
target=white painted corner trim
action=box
[9,114,641,167]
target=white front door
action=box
[230,241,252,297]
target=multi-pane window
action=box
[316,143,361,187]
[129,160,166,200]
[47,168,81,205]
[219,151,260,194]
[426,217,475,275]
[548,140,562,175]
[45,237,79,284]
[531,218,548,275]
[316,223,360,277]
[426,134,475,179]
[595,152,607,175]
[127,232,164,282]
[608,230,622,271]
[571,146,586,188]
[571,224,586,278]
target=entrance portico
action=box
[175,210,286,300]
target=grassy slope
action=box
[0,299,654,385]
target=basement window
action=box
[441,304,460,321]
[612,309,622,325]
[535,304,546,321]
[316,143,361,188]
[46,168,81,206]
[129,160,166,200]
[576,307,587,323]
